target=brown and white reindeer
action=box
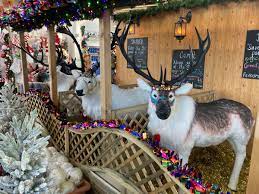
[114,21,255,191]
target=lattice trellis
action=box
[26,95,65,152]
[59,91,83,119]
[23,90,216,194]
[66,128,190,194]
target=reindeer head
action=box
[115,20,211,120]
[75,69,97,96]
[56,46,82,75]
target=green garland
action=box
[114,0,245,21]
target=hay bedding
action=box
[189,141,250,193]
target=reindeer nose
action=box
[156,100,171,120]
[76,90,84,96]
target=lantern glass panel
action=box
[174,21,187,40]
[129,24,135,34]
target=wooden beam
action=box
[100,10,112,120]
[246,111,259,193]
[113,3,158,15]
[19,32,29,93]
[47,25,58,107]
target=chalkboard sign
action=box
[172,49,205,89]
[242,30,259,79]
[127,37,148,69]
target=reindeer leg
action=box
[178,148,192,194]
[228,138,246,191]
[179,146,192,165]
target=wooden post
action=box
[65,127,70,157]
[246,111,259,193]
[99,11,112,120]
[47,25,58,107]
[19,32,29,93]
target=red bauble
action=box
[153,134,161,142]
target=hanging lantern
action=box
[174,19,186,41]
[174,11,192,42]
[129,23,135,34]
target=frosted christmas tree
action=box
[0,110,50,194]
[0,83,26,133]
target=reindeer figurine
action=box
[13,42,82,92]
[115,21,254,191]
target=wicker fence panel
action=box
[26,95,65,152]
[66,128,189,194]
[59,91,83,119]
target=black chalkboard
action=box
[127,37,148,70]
[242,30,259,80]
[171,49,205,89]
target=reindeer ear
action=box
[137,78,152,92]
[175,83,193,95]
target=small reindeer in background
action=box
[115,20,254,191]
[13,41,82,92]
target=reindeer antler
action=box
[56,45,64,64]
[114,19,162,85]
[56,25,85,72]
[13,43,48,67]
[164,27,210,85]
[115,19,211,86]
[111,20,122,50]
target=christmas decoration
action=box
[115,19,252,192]
[0,0,244,32]
[0,109,50,194]
[0,83,26,133]
[70,120,232,194]
[76,0,116,20]
[75,74,149,120]
[114,0,244,21]
[0,33,14,83]
[0,0,116,32]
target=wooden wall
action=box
[115,1,259,116]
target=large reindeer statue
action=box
[115,21,254,191]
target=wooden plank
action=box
[19,32,29,93]
[113,3,159,14]
[65,127,69,156]
[246,112,259,193]
[99,10,112,120]
[47,25,58,107]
